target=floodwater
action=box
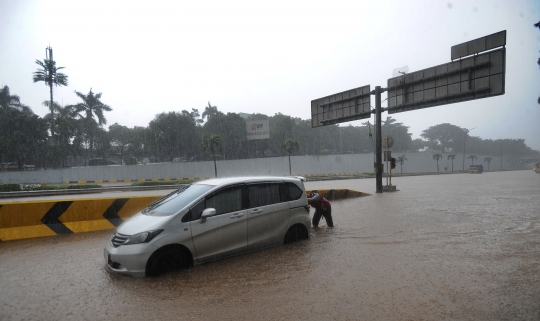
[1,171,539,320]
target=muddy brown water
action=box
[1,171,539,320]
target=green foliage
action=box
[149,112,199,161]
[0,184,22,192]
[468,155,478,164]
[0,108,48,168]
[33,54,68,136]
[397,155,408,173]
[447,154,457,172]
[124,156,137,165]
[281,138,300,175]
[0,86,32,113]
[421,123,466,153]
[381,117,413,152]
[432,153,443,172]
[201,133,222,177]
[32,184,102,190]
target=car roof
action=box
[193,176,302,187]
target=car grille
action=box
[110,232,129,248]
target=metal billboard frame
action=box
[387,48,505,114]
[310,30,507,193]
[311,85,371,128]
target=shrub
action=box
[0,184,22,192]
[32,184,102,190]
[124,157,137,165]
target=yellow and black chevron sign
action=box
[0,196,161,242]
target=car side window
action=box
[248,183,282,208]
[205,185,243,215]
[183,199,206,222]
[284,182,303,201]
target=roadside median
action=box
[1,188,369,241]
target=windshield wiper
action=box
[142,184,190,214]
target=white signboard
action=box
[246,120,270,140]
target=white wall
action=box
[0,152,525,184]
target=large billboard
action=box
[246,120,270,140]
[387,31,506,115]
[311,85,371,128]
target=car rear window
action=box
[285,182,303,201]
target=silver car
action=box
[104,176,310,277]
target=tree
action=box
[108,123,131,163]
[468,155,477,164]
[421,123,466,153]
[33,48,68,136]
[70,89,112,162]
[432,153,442,172]
[484,157,492,171]
[281,138,300,175]
[0,109,48,168]
[0,86,32,113]
[201,133,222,177]
[447,154,457,172]
[381,117,413,152]
[397,155,408,174]
[43,101,80,167]
[149,112,199,161]
[202,101,220,122]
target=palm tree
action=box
[33,48,68,136]
[281,138,300,175]
[397,155,408,174]
[70,89,112,161]
[201,133,222,177]
[484,157,492,171]
[0,86,32,113]
[433,153,442,172]
[202,101,219,121]
[468,155,477,164]
[447,154,457,172]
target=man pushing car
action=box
[307,192,333,228]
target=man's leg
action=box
[312,209,322,227]
[322,207,333,227]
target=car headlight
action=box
[122,230,164,245]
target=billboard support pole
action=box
[375,86,383,193]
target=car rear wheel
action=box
[145,246,192,277]
[284,224,308,244]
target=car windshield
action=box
[144,184,214,216]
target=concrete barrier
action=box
[0,196,160,241]
[0,189,369,241]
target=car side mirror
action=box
[200,208,216,223]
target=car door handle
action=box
[230,213,245,219]
[250,209,263,215]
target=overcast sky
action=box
[1,0,539,149]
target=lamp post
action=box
[462,127,475,170]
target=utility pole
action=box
[375,86,383,193]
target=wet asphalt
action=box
[0,170,539,320]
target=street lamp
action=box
[462,127,475,170]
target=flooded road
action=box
[1,171,539,320]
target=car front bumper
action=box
[104,240,158,277]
